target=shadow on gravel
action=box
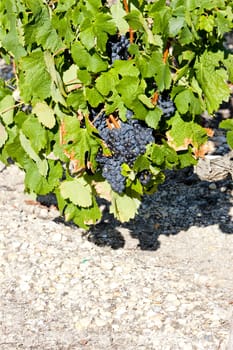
[36,167,233,251]
[85,170,233,251]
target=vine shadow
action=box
[86,168,233,250]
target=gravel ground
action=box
[0,154,233,350]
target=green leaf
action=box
[224,54,233,82]
[19,130,48,176]
[63,64,78,86]
[226,131,233,150]
[138,94,155,109]
[71,42,108,73]
[145,108,163,129]
[116,77,139,103]
[198,14,215,32]
[44,51,67,103]
[67,90,87,110]
[85,87,104,107]
[62,115,100,170]
[174,88,202,115]
[22,115,48,153]
[219,119,233,131]
[32,102,56,129]
[219,119,233,149]
[151,143,178,169]
[71,42,90,68]
[24,3,63,52]
[166,113,208,152]
[169,16,185,36]
[194,51,230,113]
[24,159,63,195]
[77,69,92,85]
[0,1,27,59]
[60,178,92,208]
[110,2,128,34]
[124,10,144,31]
[0,123,8,148]
[0,95,15,125]
[95,71,117,96]
[110,192,140,222]
[113,60,139,77]
[80,27,95,51]
[141,52,171,90]
[19,49,52,103]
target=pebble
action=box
[39,208,49,218]
[75,317,91,329]
[209,182,217,190]
[94,317,108,327]
[51,232,62,242]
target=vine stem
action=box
[122,0,129,13]
[151,41,171,105]
[122,0,134,43]
[0,101,24,115]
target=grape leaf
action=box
[113,60,139,77]
[95,71,117,96]
[0,0,27,59]
[23,2,63,52]
[22,115,48,153]
[85,87,104,107]
[64,200,101,229]
[145,108,163,129]
[110,1,128,34]
[60,178,92,208]
[166,113,208,152]
[0,123,8,148]
[219,119,233,149]
[0,95,15,125]
[194,51,230,113]
[24,159,63,195]
[71,42,108,73]
[140,52,171,90]
[32,102,56,129]
[110,192,140,222]
[174,88,202,115]
[19,131,48,176]
[19,49,52,103]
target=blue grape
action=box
[138,170,152,185]
[107,35,130,63]
[90,108,154,193]
[157,93,175,119]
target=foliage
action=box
[0,0,232,229]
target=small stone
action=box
[209,182,217,190]
[220,186,227,192]
[39,208,48,218]
[101,260,113,270]
[51,232,62,242]
[19,280,30,292]
[75,317,91,329]
[166,305,179,312]
[165,294,180,305]
[95,317,108,327]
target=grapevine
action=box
[0,0,232,229]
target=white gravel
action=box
[0,163,233,349]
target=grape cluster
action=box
[107,35,130,63]
[91,109,154,193]
[157,93,175,119]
